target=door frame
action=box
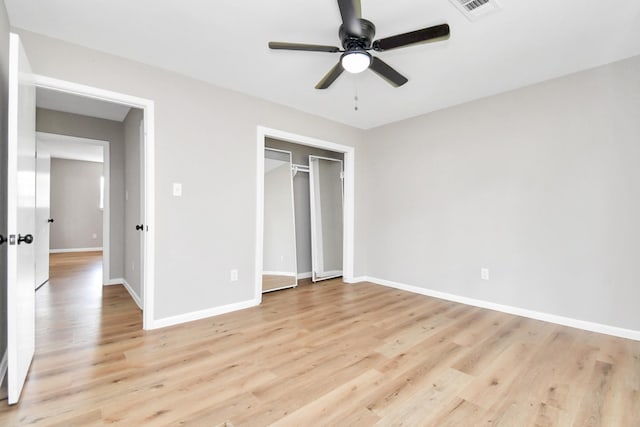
[36,132,111,286]
[33,74,156,330]
[255,126,355,303]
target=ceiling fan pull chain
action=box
[354,77,359,111]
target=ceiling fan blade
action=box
[338,0,362,36]
[315,62,345,89]
[372,23,450,52]
[369,57,408,87]
[269,42,340,53]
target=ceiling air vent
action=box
[449,0,501,21]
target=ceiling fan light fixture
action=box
[341,51,371,73]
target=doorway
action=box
[4,33,155,405]
[255,126,355,302]
[34,104,144,316]
[35,133,109,290]
[33,74,156,329]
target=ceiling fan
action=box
[268,0,450,89]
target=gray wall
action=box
[16,29,363,320]
[36,108,125,278]
[265,138,343,276]
[0,0,11,367]
[50,158,103,250]
[263,162,296,274]
[362,55,640,331]
[123,108,143,299]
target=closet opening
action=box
[255,127,355,301]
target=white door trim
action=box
[33,74,156,330]
[36,132,110,285]
[255,126,355,303]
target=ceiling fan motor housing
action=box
[339,19,376,51]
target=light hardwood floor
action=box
[1,252,639,426]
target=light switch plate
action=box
[173,183,182,197]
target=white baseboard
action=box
[104,277,142,310]
[50,247,103,254]
[263,271,297,277]
[360,276,640,342]
[151,298,261,330]
[344,276,367,284]
[122,278,142,310]
[0,350,7,387]
[297,272,312,279]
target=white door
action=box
[6,33,37,405]
[308,156,344,282]
[35,139,51,288]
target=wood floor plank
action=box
[572,360,614,427]
[366,340,464,417]
[1,251,639,426]
[427,397,484,427]
[269,369,384,426]
[373,368,473,426]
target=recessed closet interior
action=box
[262,138,344,293]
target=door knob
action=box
[47,218,54,223]
[135,224,144,231]
[17,234,34,245]
[0,235,6,245]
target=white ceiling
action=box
[36,87,131,122]
[37,132,104,163]
[8,0,640,129]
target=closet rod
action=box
[292,164,310,176]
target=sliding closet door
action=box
[309,156,343,282]
[262,148,298,292]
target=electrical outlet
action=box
[481,268,490,281]
[92,233,97,239]
[230,269,238,282]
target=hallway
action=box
[37,252,141,352]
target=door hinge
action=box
[9,234,16,245]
